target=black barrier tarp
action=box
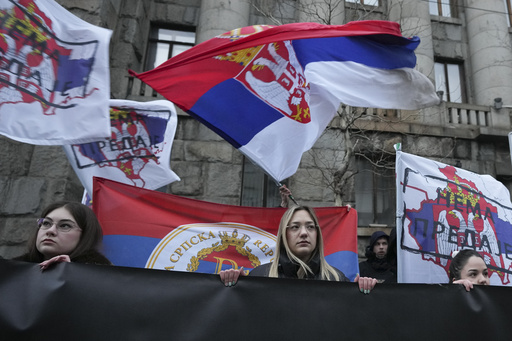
[0,259,510,341]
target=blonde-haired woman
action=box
[220,206,377,294]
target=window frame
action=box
[434,59,466,103]
[429,0,458,18]
[144,24,196,72]
[240,157,282,208]
[345,0,380,6]
[354,156,396,228]
[505,0,512,27]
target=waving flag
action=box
[130,21,439,182]
[93,177,359,280]
[396,148,512,286]
[64,100,180,196]
[0,0,111,145]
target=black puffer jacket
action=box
[249,252,349,281]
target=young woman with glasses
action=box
[220,205,377,294]
[15,201,111,269]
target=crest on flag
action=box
[93,177,359,279]
[131,21,440,182]
[0,0,111,145]
[64,100,180,195]
[221,40,310,123]
[396,150,512,285]
[146,223,277,273]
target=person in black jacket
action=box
[14,201,111,269]
[220,205,377,293]
[358,231,396,283]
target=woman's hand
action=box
[354,274,377,294]
[39,255,71,271]
[453,279,474,292]
[220,267,247,287]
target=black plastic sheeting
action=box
[1,259,510,341]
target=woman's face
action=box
[36,206,82,260]
[285,210,317,262]
[459,256,490,285]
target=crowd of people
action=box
[6,185,491,292]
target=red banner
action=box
[92,177,358,279]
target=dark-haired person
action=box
[449,249,489,291]
[15,201,111,269]
[220,206,377,294]
[358,231,397,283]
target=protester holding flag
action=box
[14,201,111,270]
[449,250,490,292]
[220,206,377,294]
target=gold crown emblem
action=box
[218,229,250,247]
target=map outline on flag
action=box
[396,150,512,286]
[0,0,112,145]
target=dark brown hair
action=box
[448,249,486,283]
[24,201,105,262]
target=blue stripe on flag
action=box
[326,251,359,281]
[103,235,160,268]
[293,36,419,69]
[190,79,283,148]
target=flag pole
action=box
[276,182,299,206]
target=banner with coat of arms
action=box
[0,0,111,145]
[64,99,180,196]
[92,177,359,280]
[396,149,512,285]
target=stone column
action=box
[465,0,512,107]
[298,0,345,25]
[196,0,251,43]
[388,0,435,85]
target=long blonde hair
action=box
[268,206,341,281]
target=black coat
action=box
[14,249,112,265]
[358,257,396,283]
[249,252,349,281]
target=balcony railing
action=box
[445,102,490,127]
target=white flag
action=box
[0,0,111,144]
[396,150,512,286]
[64,100,180,195]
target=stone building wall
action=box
[1,0,511,261]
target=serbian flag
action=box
[63,100,180,196]
[0,0,111,145]
[93,177,359,280]
[395,146,512,286]
[130,20,439,182]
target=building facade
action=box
[1,0,511,259]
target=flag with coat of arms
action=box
[130,20,440,182]
[63,99,180,196]
[0,0,111,145]
[396,147,512,286]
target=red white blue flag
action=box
[64,100,180,196]
[396,148,512,286]
[93,177,359,280]
[0,0,111,145]
[130,21,439,182]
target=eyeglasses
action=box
[37,218,81,233]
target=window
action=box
[429,0,457,18]
[144,26,196,71]
[434,60,465,103]
[505,0,512,27]
[345,0,380,6]
[354,157,396,227]
[240,157,282,207]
